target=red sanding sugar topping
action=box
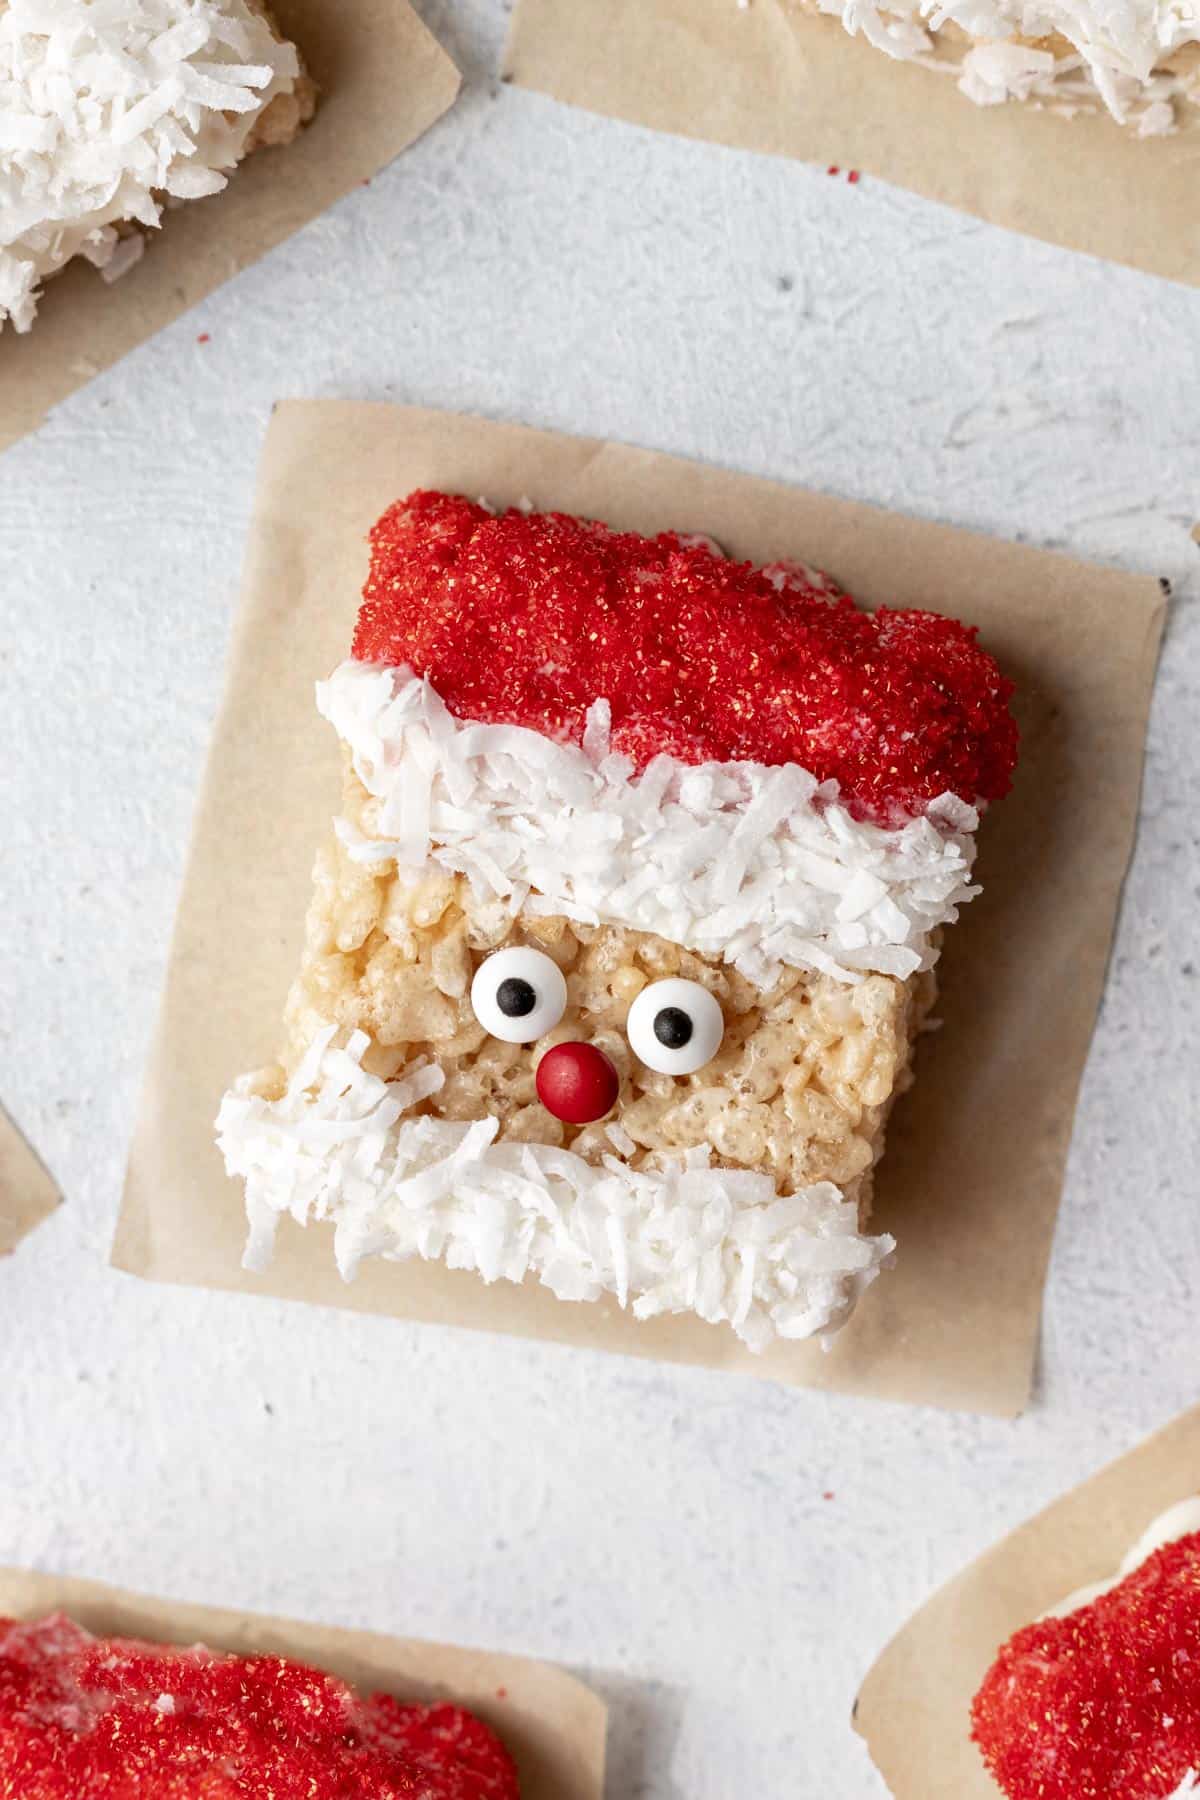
[353,491,1018,824]
[971,1531,1200,1798]
[0,1614,520,1800]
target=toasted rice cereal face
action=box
[263,769,935,1218]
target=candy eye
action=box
[470,946,568,1043]
[625,978,724,1075]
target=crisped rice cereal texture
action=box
[252,762,937,1220]
[244,2,318,149]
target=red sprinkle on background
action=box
[0,1615,520,1800]
[971,1531,1200,1798]
[353,491,1018,824]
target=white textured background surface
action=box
[2,4,1199,1795]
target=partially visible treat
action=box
[971,1497,1200,1798]
[0,0,316,334]
[0,1613,520,1799]
[791,0,1200,134]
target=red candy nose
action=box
[536,1042,620,1124]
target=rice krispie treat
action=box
[972,1497,1200,1798]
[0,0,316,334]
[0,1613,520,1798]
[793,0,1200,134]
[217,492,1018,1352]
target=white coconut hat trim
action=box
[0,0,300,333]
[810,0,1200,134]
[318,659,981,991]
[216,1026,894,1352]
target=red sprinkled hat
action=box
[0,1614,519,1799]
[971,1531,1200,1798]
[353,490,1018,825]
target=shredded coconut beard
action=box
[320,660,981,992]
[0,0,301,333]
[217,1026,895,1351]
[799,0,1200,131]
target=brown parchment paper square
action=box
[504,0,1200,289]
[0,1568,606,1800]
[0,3,460,455]
[855,1404,1200,1797]
[113,399,1166,1417]
[0,1105,60,1256]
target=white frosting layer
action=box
[319,660,981,991]
[217,1025,895,1352]
[812,0,1199,130]
[0,0,300,333]
[1050,1494,1200,1617]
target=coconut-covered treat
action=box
[972,1497,1200,1798]
[0,1613,520,1799]
[216,491,1018,1353]
[0,0,316,334]
[794,0,1200,134]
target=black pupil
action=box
[496,976,537,1018]
[653,1006,693,1050]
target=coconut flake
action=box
[96,230,147,285]
[216,1031,895,1352]
[809,0,1200,130]
[0,0,300,333]
[318,660,982,990]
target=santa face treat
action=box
[0,1613,520,1799]
[0,0,316,335]
[796,0,1200,134]
[217,491,1018,1353]
[972,1496,1200,1798]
